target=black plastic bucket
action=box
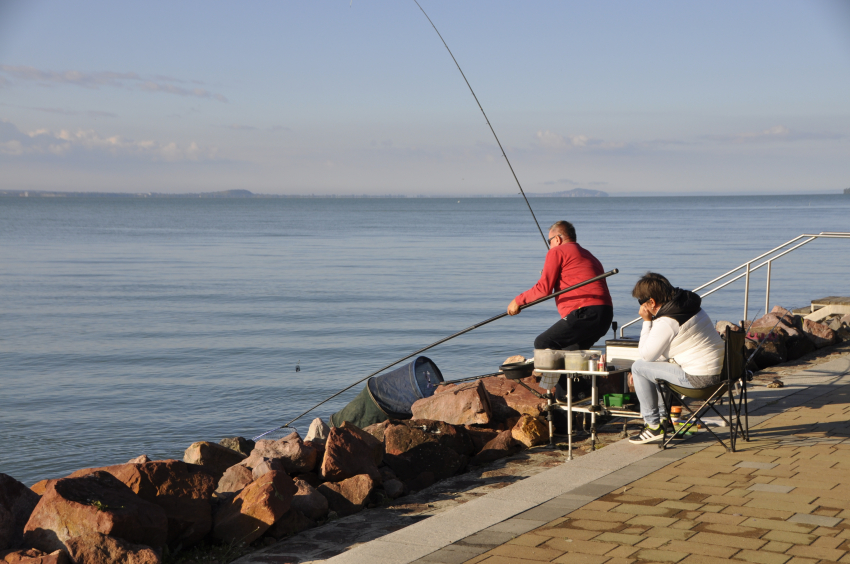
[367,356,444,418]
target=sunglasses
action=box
[638,297,651,305]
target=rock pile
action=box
[718,305,850,370]
[0,358,552,563]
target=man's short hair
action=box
[632,272,674,304]
[549,221,576,242]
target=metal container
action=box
[533,348,564,370]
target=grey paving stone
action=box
[413,544,489,564]
[456,529,517,547]
[485,518,547,534]
[788,513,843,528]
[738,461,779,470]
[512,502,574,522]
[569,482,619,498]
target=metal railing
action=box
[618,231,850,337]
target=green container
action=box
[603,393,634,407]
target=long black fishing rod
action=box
[253,268,617,440]
[412,0,549,250]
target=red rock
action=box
[252,458,285,480]
[411,380,491,425]
[503,355,526,365]
[183,442,245,481]
[463,426,500,454]
[304,418,330,444]
[470,430,522,465]
[480,375,548,422]
[241,432,318,475]
[317,474,377,517]
[290,479,328,521]
[320,424,382,483]
[382,421,471,482]
[0,474,41,550]
[264,509,315,540]
[219,437,255,457]
[802,319,837,348]
[0,549,70,563]
[217,465,254,494]
[22,471,168,553]
[511,415,549,447]
[787,333,818,360]
[127,455,150,464]
[67,460,216,548]
[362,420,391,443]
[715,320,741,335]
[66,533,160,564]
[403,472,435,493]
[212,470,296,545]
[29,481,53,496]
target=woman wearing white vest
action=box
[628,273,725,444]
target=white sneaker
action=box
[629,424,664,444]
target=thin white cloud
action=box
[0,118,216,161]
[709,125,843,144]
[534,129,625,151]
[0,65,227,102]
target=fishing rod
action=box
[412,0,549,250]
[253,268,618,440]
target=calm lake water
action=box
[1,194,848,484]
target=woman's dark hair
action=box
[631,272,674,304]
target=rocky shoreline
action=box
[1,306,848,564]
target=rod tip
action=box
[612,268,619,274]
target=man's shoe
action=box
[629,424,664,444]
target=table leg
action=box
[546,393,555,448]
[567,376,573,461]
[591,374,598,451]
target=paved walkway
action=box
[238,355,850,564]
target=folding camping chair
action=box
[656,326,749,452]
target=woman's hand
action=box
[639,302,654,321]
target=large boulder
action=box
[0,549,70,563]
[382,420,472,482]
[317,474,378,517]
[511,415,549,447]
[411,380,491,425]
[290,479,327,522]
[463,426,500,454]
[183,442,245,482]
[786,332,818,360]
[304,418,330,445]
[470,430,522,466]
[715,320,741,336]
[745,339,787,369]
[22,471,168,553]
[362,420,391,443]
[213,470,296,545]
[241,432,318,475]
[65,533,160,564]
[68,460,216,549]
[219,437,255,457]
[217,465,254,495]
[320,424,383,482]
[0,474,41,550]
[480,375,548,422]
[802,319,837,348]
[264,509,315,540]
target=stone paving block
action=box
[485,519,546,536]
[736,461,780,469]
[702,494,750,506]
[635,548,687,562]
[624,515,678,527]
[591,532,641,545]
[746,491,818,505]
[734,549,792,564]
[688,531,767,550]
[663,539,739,558]
[605,545,640,558]
[601,559,635,564]
[670,475,737,488]
[762,530,817,545]
[813,496,850,510]
[696,522,765,536]
[762,540,793,552]
[566,509,631,522]
[458,530,519,547]
[488,543,564,561]
[543,538,618,555]
[625,487,690,500]
[720,504,794,520]
[610,504,675,516]
[537,527,601,541]
[786,544,846,561]
[686,485,733,496]
[694,512,747,525]
[697,504,726,513]
[514,504,575,522]
[418,545,486,564]
[505,533,549,547]
[788,512,843,527]
[567,519,622,532]
[659,500,704,511]
[633,479,690,491]
[748,483,796,493]
[464,555,542,564]
[582,500,620,511]
[740,517,816,533]
[569,482,622,498]
[812,535,845,549]
[551,553,611,564]
[643,526,695,541]
[670,519,696,530]
[743,498,816,514]
[635,536,669,548]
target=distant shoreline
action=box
[0,189,843,199]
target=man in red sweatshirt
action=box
[508,221,613,354]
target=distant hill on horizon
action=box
[526,188,609,198]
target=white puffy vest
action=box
[669,309,725,376]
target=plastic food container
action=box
[562,350,600,371]
[533,349,564,370]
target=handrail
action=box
[618,232,850,337]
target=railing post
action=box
[765,261,772,316]
[743,262,751,323]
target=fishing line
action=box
[253,269,618,440]
[412,0,549,250]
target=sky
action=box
[1,0,849,196]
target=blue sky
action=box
[1,0,848,195]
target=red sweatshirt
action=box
[514,242,612,318]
